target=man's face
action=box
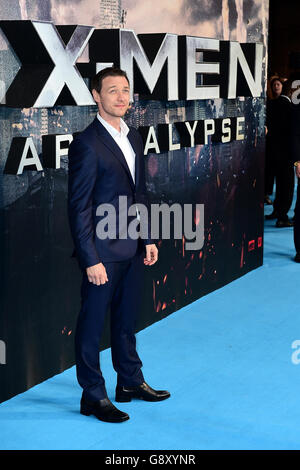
[92,75,130,120]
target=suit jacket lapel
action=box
[92,118,136,191]
[127,130,140,190]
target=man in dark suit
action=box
[291,77,300,261]
[265,80,294,227]
[293,159,300,261]
[68,67,170,423]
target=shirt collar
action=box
[97,113,129,137]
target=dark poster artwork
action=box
[0,0,268,403]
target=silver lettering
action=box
[32,22,95,107]
[186,36,220,100]
[228,42,263,99]
[120,30,178,101]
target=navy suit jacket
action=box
[68,118,152,270]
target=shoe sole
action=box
[115,393,171,403]
[80,410,129,423]
[80,407,129,423]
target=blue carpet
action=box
[1,197,300,450]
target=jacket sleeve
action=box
[68,138,101,269]
[291,104,300,165]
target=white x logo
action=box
[32,22,95,107]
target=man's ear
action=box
[92,89,100,103]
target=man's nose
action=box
[117,91,127,100]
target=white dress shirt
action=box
[97,113,140,220]
[97,113,136,184]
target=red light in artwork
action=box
[240,242,244,268]
[194,207,201,226]
[148,155,158,177]
[257,236,262,248]
[152,280,156,310]
[248,240,255,251]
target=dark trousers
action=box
[294,180,300,253]
[75,249,145,402]
[273,161,295,220]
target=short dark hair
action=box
[91,67,130,93]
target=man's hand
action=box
[296,163,300,179]
[144,244,158,266]
[86,262,108,286]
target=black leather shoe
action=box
[115,382,170,402]
[275,219,293,228]
[265,211,278,220]
[80,397,129,423]
[294,253,300,263]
